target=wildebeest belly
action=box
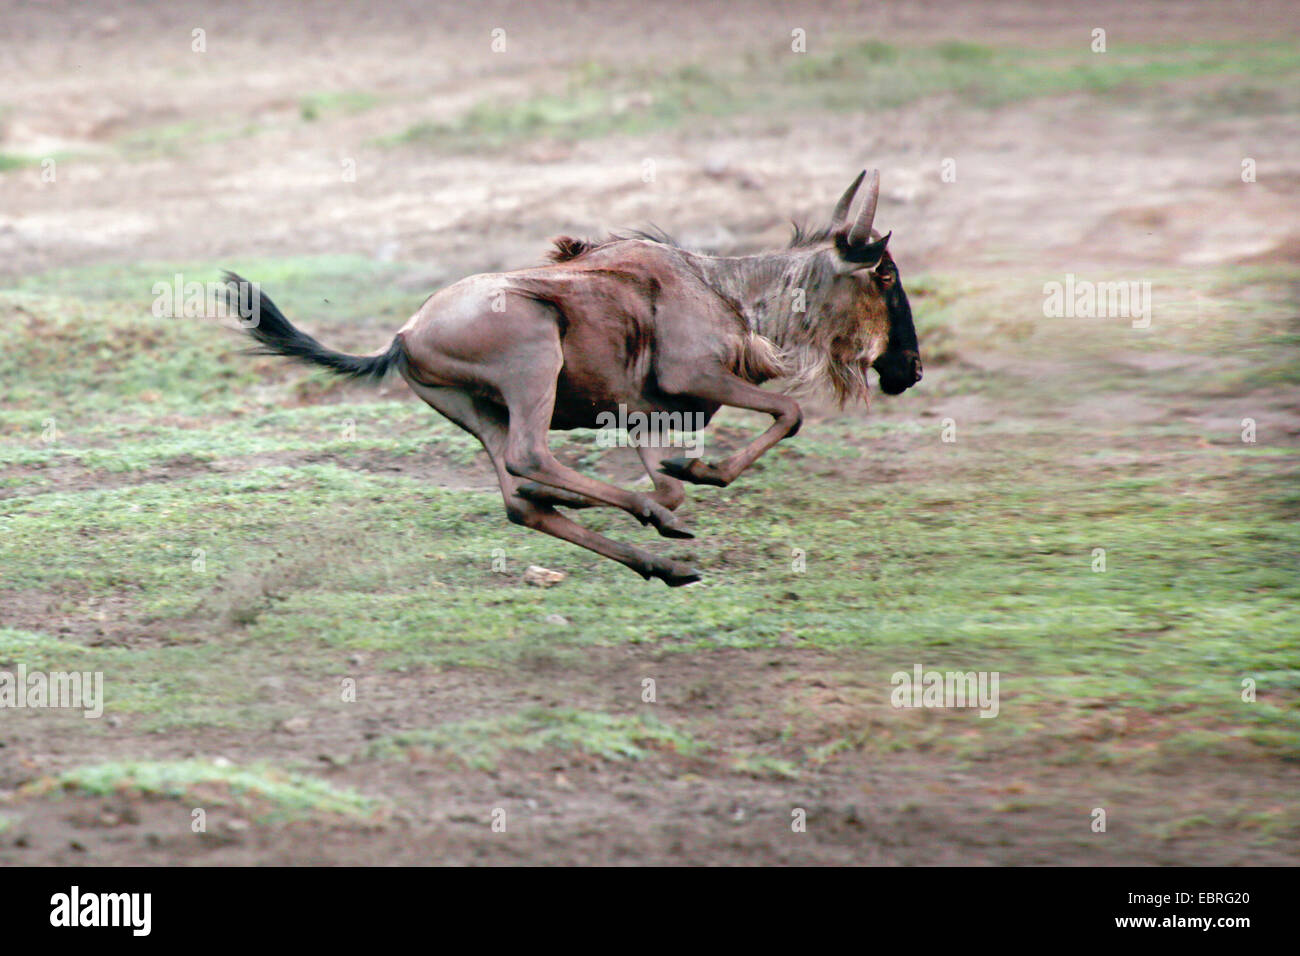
[550,363,719,431]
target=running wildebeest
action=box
[223,169,922,585]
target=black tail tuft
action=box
[221,271,402,382]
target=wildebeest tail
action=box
[222,271,403,382]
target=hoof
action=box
[653,514,695,540]
[658,565,704,587]
[637,500,695,539]
[659,456,728,487]
[632,560,703,587]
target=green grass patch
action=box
[30,759,379,821]
[0,256,422,419]
[299,90,380,121]
[117,119,264,158]
[730,753,801,780]
[0,627,334,731]
[0,153,38,172]
[385,39,1300,151]
[1,259,1296,764]
[370,707,702,770]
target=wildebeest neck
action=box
[683,248,837,347]
[686,248,887,404]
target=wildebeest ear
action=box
[834,230,890,272]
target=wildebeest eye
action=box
[874,269,894,289]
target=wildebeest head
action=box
[825,170,923,396]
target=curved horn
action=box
[830,170,866,229]
[847,169,880,245]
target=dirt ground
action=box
[7,645,1296,867]
[0,0,1297,865]
[2,0,1297,281]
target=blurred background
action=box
[0,1,1295,865]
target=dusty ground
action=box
[2,0,1297,280]
[6,648,1297,866]
[0,0,1297,865]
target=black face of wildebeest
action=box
[816,171,922,402]
[869,251,923,396]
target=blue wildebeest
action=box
[223,169,921,585]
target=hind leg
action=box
[400,291,692,535]
[515,482,599,510]
[516,444,687,512]
[509,502,702,587]
[491,350,695,540]
[406,381,700,585]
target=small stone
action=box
[524,566,566,587]
[543,614,570,627]
[279,717,311,735]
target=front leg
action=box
[514,444,692,511]
[656,369,802,487]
